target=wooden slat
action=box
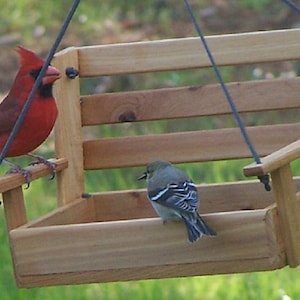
[5,211,266,274]
[10,207,285,287]
[244,139,300,177]
[11,180,270,228]
[0,158,68,193]
[12,178,300,227]
[83,124,300,169]
[23,197,96,228]
[16,256,286,287]
[77,29,300,76]
[91,181,274,221]
[53,49,84,206]
[271,165,300,267]
[81,78,300,125]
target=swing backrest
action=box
[52,29,300,205]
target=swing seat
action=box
[1,29,300,288]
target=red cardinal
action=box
[0,47,61,182]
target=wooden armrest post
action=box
[2,186,27,286]
[2,187,27,231]
[243,140,300,267]
[270,164,300,267]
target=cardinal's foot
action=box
[4,159,32,188]
[27,153,57,180]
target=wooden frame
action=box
[1,29,300,287]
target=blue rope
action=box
[183,0,271,191]
[282,0,300,14]
[0,0,80,165]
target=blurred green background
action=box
[1,0,300,299]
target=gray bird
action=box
[139,160,216,242]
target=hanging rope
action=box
[183,0,271,191]
[0,0,80,165]
[282,0,300,14]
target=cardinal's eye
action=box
[29,68,41,80]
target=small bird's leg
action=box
[27,153,57,180]
[3,159,32,188]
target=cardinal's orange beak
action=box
[42,65,61,85]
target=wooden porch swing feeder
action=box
[1,29,300,288]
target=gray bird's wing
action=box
[149,181,199,214]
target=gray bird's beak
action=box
[138,172,147,180]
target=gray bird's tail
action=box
[181,213,216,243]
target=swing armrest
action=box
[243,139,300,177]
[0,157,68,193]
